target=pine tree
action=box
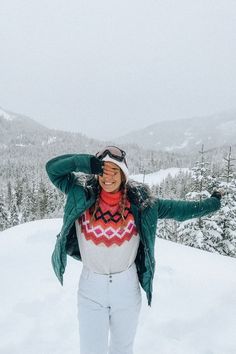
[10,200,20,227]
[158,219,178,242]
[30,181,38,221]
[21,183,32,223]
[177,145,222,252]
[46,186,61,217]
[214,147,236,257]
[38,179,48,219]
[157,170,192,242]
[7,181,12,204]
[0,194,9,231]
[15,176,24,209]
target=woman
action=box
[45,146,222,354]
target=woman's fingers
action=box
[102,162,119,176]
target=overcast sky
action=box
[0,0,236,140]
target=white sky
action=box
[0,0,236,139]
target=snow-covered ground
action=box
[131,167,189,185]
[1,218,236,354]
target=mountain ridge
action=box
[1,106,191,174]
[114,110,236,153]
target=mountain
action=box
[0,219,235,354]
[0,106,118,171]
[0,106,192,174]
[0,106,99,150]
[114,111,236,153]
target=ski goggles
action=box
[96,146,128,166]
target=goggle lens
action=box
[96,146,127,166]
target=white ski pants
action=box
[77,263,142,354]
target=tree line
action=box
[156,146,236,257]
[1,146,235,258]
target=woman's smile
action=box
[98,162,122,193]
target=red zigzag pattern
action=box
[79,210,138,247]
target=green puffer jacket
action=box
[45,154,221,306]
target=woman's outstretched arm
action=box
[156,192,222,221]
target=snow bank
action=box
[0,219,236,354]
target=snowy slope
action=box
[115,110,236,153]
[0,219,236,354]
[0,107,14,120]
[131,167,190,185]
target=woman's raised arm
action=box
[45,154,103,194]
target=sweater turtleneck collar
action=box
[100,189,122,206]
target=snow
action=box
[165,140,191,151]
[47,136,57,145]
[217,121,236,134]
[41,136,57,146]
[131,168,190,185]
[184,130,192,137]
[195,140,202,145]
[0,107,14,121]
[1,219,236,354]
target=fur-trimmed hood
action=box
[126,179,156,210]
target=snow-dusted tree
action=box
[0,194,9,230]
[9,200,20,227]
[7,181,12,204]
[15,176,24,208]
[45,187,56,215]
[29,181,38,221]
[175,170,192,199]
[158,219,179,242]
[177,145,222,252]
[213,147,236,257]
[36,179,48,219]
[46,186,65,217]
[189,145,213,200]
[21,183,33,223]
[157,170,192,242]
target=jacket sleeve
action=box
[45,153,103,194]
[156,197,221,221]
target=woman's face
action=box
[98,162,122,193]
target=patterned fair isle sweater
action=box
[75,189,140,274]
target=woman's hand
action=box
[102,162,120,178]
